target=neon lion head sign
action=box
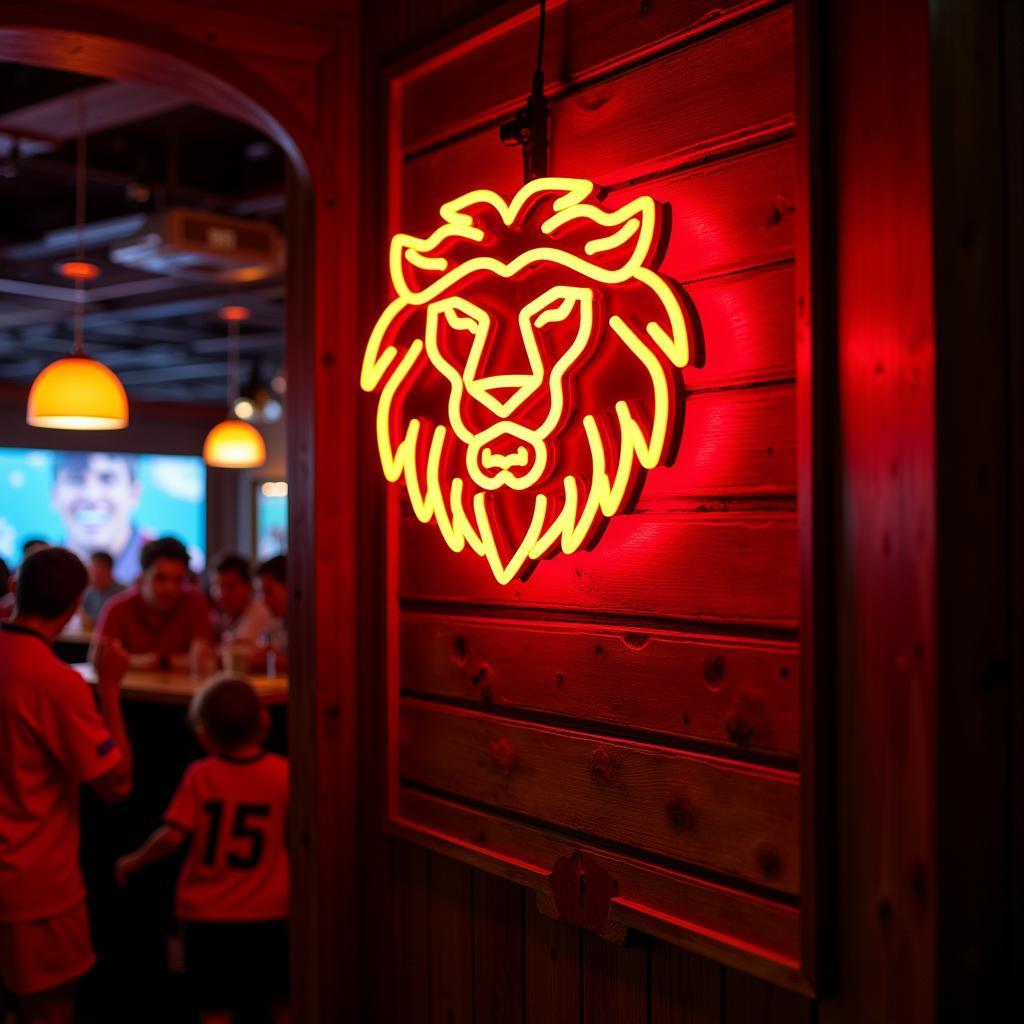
[361,177,695,585]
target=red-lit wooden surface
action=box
[10,0,1015,1020]
[400,614,800,756]
[371,0,818,996]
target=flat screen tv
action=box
[0,447,206,584]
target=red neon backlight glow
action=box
[362,177,695,584]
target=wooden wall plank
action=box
[401,6,794,192]
[399,137,795,285]
[581,933,648,1024]
[400,512,799,629]
[554,1,792,185]
[821,0,938,1018]
[399,0,768,153]
[374,0,809,1006]
[473,870,525,1024]
[650,944,722,1024]
[393,841,432,1024]
[685,266,795,391]
[524,895,582,1023]
[641,384,796,502]
[401,613,800,757]
[400,788,804,986]
[724,968,814,1023]
[612,141,795,282]
[393,384,796,507]
[401,699,801,893]
[429,854,475,1024]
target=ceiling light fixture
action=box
[27,96,129,431]
[203,305,266,468]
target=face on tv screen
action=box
[0,448,206,583]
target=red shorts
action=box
[0,902,96,996]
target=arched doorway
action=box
[0,6,361,1021]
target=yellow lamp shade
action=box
[203,419,266,468]
[27,357,129,430]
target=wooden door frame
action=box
[0,7,362,1021]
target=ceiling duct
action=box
[109,208,284,282]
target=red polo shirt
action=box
[96,587,212,660]
[0,623,121,922]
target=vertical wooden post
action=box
[287,28,363,1024]
[821,0,938,1021]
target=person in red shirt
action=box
[95,536,213,671]
[0,547,133,1024]
[0,558,12,622]
[115,676,289,1024]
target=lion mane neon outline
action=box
[361,177,694,585]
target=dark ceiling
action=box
[0,64,286,406]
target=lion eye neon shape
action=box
[361,177,694,585]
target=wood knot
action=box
[765,196,796,227]
[488,738,517,777]
[725,712,755,748]
[702,653,725,688]
[589,748,616,786]
[754,841,782,880]
[726,691,767,749]
[665,795,696,833]
[877,896,893,929]
[451,635,468,667]
[623,632,649,650]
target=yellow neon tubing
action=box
[362,177,692,585]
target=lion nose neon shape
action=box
[361,177,695,585]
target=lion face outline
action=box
[362,177,694,585]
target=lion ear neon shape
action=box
[361,177,695,585]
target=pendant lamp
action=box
[203,305,266,469]
[27,96,129,430]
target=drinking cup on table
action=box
[219,642,250,675]
[189,638,216,679]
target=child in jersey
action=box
[114,675,289,1024]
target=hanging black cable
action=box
[499,0,549,181]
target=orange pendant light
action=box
[203,418,267,468]
[27,356,129,430]
[26,100,129,431]
[203,305,266,469]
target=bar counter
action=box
[73,662,289,706]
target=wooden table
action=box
[58,628,95,645]
[73,663,288,707]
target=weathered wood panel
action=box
[392,841,431,1024]
[724,969,814,1023]
[391,381,796,510]
[429,854,475,1024]
[582,933,649,1024]
[524,896,582,1023]
[400,6,794,205]
[611,141,796,283]
[400,789,805,986]
[400,699,801,893]
[398,0,773,153]
[400,613,800,757]
[473,871,525,1024]
[400,512,799,629]
[372,0,812,1005]
[641,384,796,502]
[400,138,795,284]
[684,266,795,391]
[650,944,722,1024]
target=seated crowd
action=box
[1,537,288,675]
[0,541,290,1024]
